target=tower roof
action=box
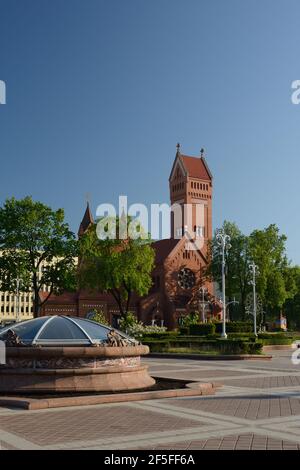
[78,202,94,237]
[169,146,213,181]
[180,155,212,180]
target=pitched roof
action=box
[169,148,213,182]
[78,202,94,237]
[152,238,180,264]
[180,154,212,180]
[152,235,209,265]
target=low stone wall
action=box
[0,345,155,393]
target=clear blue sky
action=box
[0,0,299,263]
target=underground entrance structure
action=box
[0,316,155,393]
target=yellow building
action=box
[0,291,35,323]
[0,256,68,325]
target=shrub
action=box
[119,313,167,340]
[143,339,171,352]
[227,333,257,342]
[179,327,189,335]
[258,332,287,340]
[215,322,253,333]
[142,338,263,355]
[216,339,263,354]
[127,323,167,340]
[141,331,177,340]
[283,331,300,340]
[88,309,109,326]
[189,323,216,336]
[228,332,256,338]
[119,312,139,331]
[181,311,200,327]
[259,337,293,345]
[206,333,220,340]
[247,342,263,354]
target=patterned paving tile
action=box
[137,433,300,450]
[193,369,258,377]
[0,441,19,450]
[151,369,258,380]
[221,375,300,388]
[1,352,300,450]
[170,395,300,420]
[0,405,205,446]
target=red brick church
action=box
[41,146,221,328]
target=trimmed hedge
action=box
[179,327,189,335]
[215,322,253,333]
[143,338,263,355]
[258,337,293,346]
[140,331,178,341]
[228,332,293,345]
[189,323,216,336]
[228,332,256,338]
[257,332,287,340]
[142,327,294,352]
[215,339,262,354]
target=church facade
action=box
[40,146,221,328]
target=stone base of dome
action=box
[0,346,155,393]
[0,364,155,393]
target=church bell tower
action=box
[169,144,213,256]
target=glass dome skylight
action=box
[0,316,133,346]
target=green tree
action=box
[248,224,292,318]
[283,265,300,300]
[0,197,77,317]
[208,222,297,322]
[78,217,155,319]
[207,221,251,319]
[283,266,300,329]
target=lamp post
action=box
[198,287,208,323]
[218,298,239,321]
[249,262,259,337]
[15,276,21,323]
[216,229,231,338]
[225,297,239,321]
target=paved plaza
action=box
[2,350,300,450]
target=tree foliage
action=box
[281,266,300,328]
[208,221,299,323]
[78,216,155,319]
[207,221,251,319]
[249,224,289,309]
[0,197,77,317]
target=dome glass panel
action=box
[70,317,111,341]
[0,317,48,342]
[0,315,136,346]
[38,317,87,341]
